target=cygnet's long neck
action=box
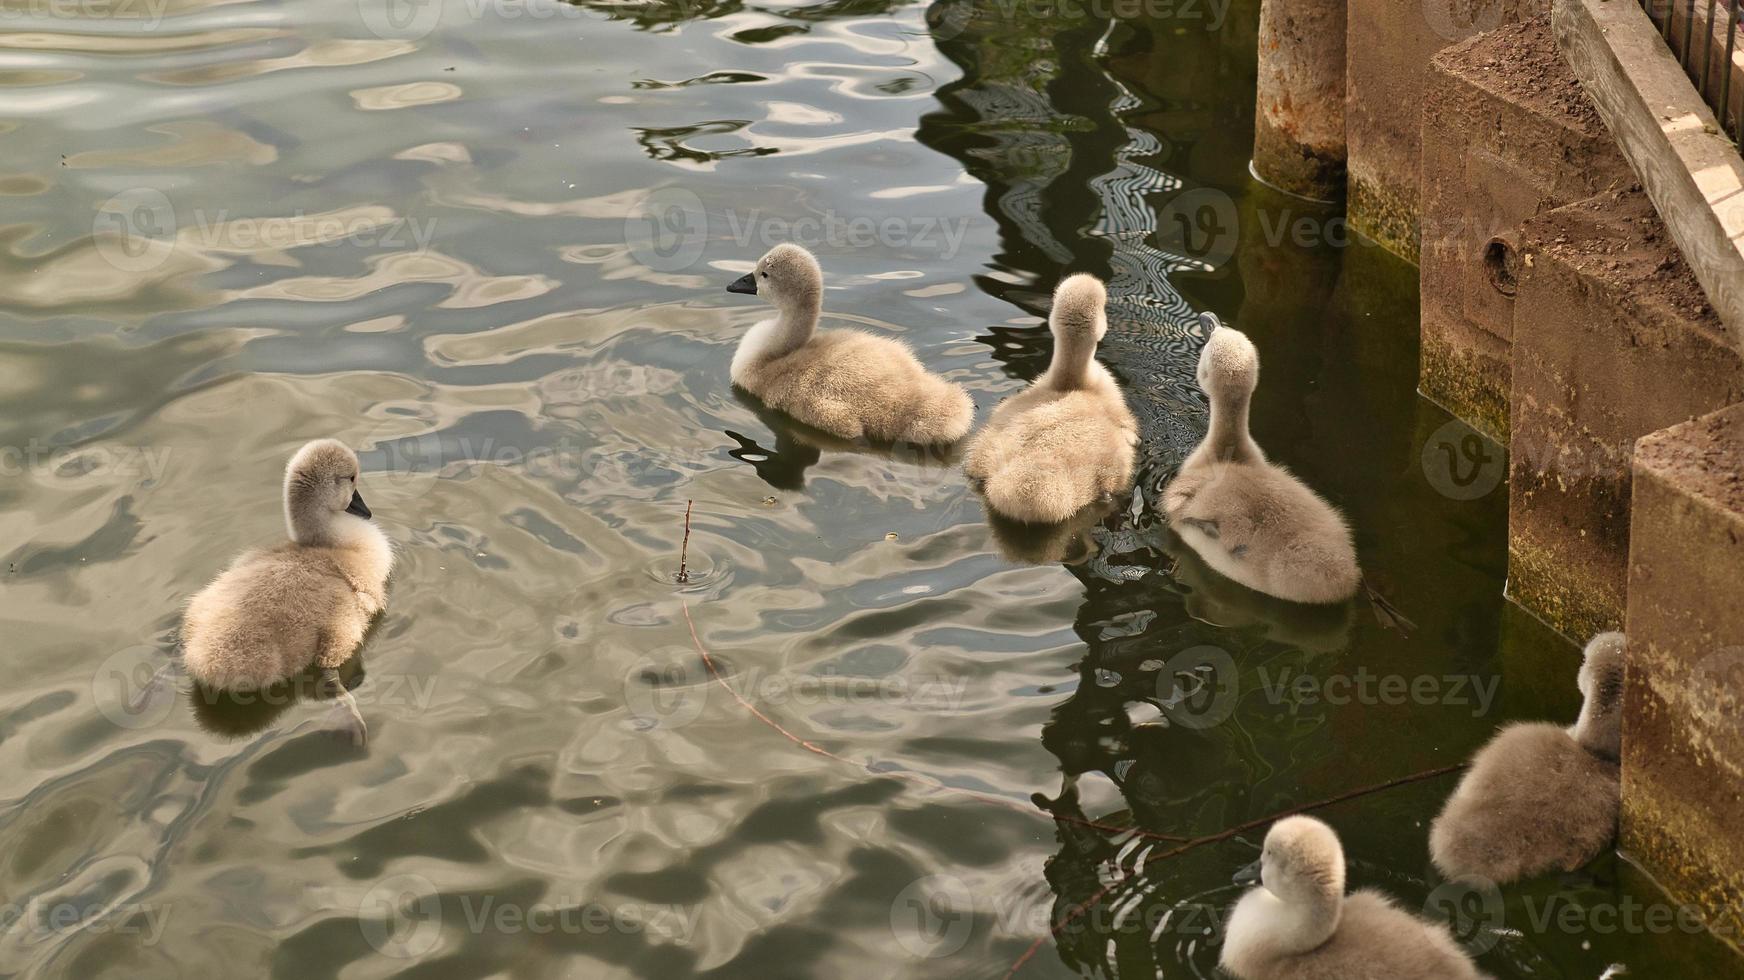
[1207,386,1262,464]
[1569,687,1623,760]
[288,501,368,550]
[1044,326,1098,391]
[1276,882,1341,953]
[758,289,823,361]
[1226,884,1342,963]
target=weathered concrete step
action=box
[1420,13,1632,441]
[1624,402,1744,952]
[1510,186,1741,642]
[1347,0,1545,262]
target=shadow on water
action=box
[185,635,375,743]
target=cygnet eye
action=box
[760,271,769,279]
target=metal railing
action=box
[1642,0,1744,143]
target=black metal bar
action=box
[1704,0,1720,98]
[1727,0,1741,143]
[1665,0,1678,41]
[1686,0,1698,63]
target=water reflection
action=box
[0,0,1733,976]
[984,498,1113,565]
[187,654,369,742]
[1161,528,1354,652]
[727,389,961,492]
[917,0,1220,512]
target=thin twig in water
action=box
[1000,761,1469,978]
[675,500,693,584]
[678,600,1190,843]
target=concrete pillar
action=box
[1623,402,1744,953]
[1511,188,1742,641]
[1419,14,1631,441]
[1253,0,1345,200]
[1346,0,1543,261]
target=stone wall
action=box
[1623,404,1744,947]
[1419,15,1630,440]
[1324,1,1744,955]
[1345,0,1544,260]
[1511,188,1742,641]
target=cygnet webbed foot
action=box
[320,669,368,746]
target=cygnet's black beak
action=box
[346,489,372,519]
[726,272,758,295]
[1232,856,1263,886]
[1198,311,1223,333]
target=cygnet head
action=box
[1196,316,1259,403]
[284,439,373,546]
[1259,816,1346,907]
[1042,274,1109,389]
[726,243,823,312]
[1573,631,1626,759]
[1050,274,1108,343]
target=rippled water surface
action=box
[3,1,1740,977]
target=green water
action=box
[0,0,1737,977]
